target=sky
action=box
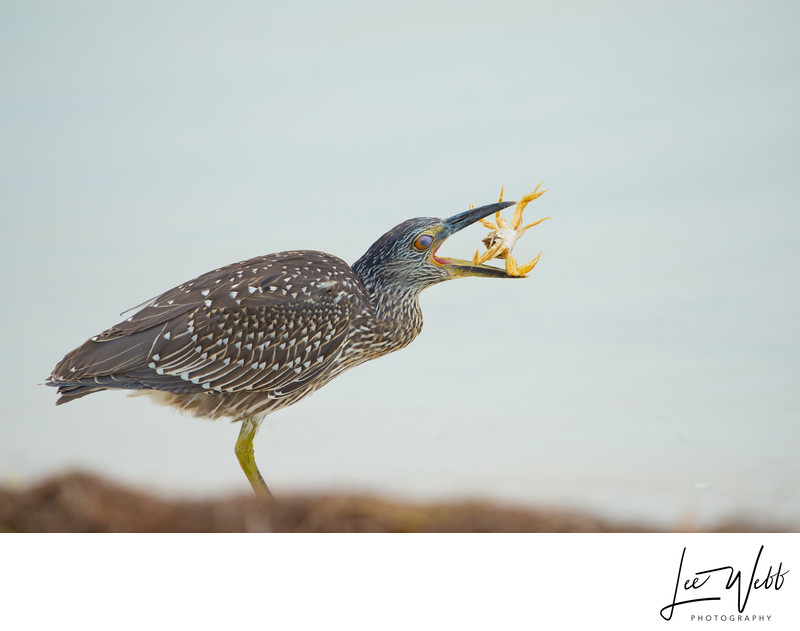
[1,0,798,528]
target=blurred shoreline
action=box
[0,471,790,533]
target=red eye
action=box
[413,234,434,250]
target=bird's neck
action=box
[355,273,424,352]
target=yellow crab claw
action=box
[510,182,548,229]
[504,255,519,276]
[473,247,493,265]
[473,238,507,265]
[515,252,543,276]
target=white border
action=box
[2,533,797,630]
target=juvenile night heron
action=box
[47,200,537,497]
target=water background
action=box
[2,1,798,528]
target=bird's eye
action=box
[413,234,434,250]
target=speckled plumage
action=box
[46,201,523,495]
[48,248,419,420]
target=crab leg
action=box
[471,201,501,230]
[510,202,526,231]
[515,252,543,275]
[472,182,550,273]
[510,183,548,230]
[519,216,551,236]
[504,255,520,276]
[473,239,508,265]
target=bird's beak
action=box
[432,201,518,279]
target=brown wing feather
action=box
[48,250,370,401]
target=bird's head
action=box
[352,201,520,296]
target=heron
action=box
[46,199,547,497]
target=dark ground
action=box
[0,471,789,532]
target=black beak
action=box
[441,201,516,238]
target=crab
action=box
[472,183,550,277]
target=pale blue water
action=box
[1,1,798,529]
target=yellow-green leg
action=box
[235,416,273,498]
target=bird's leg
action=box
[235,415,273,498]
